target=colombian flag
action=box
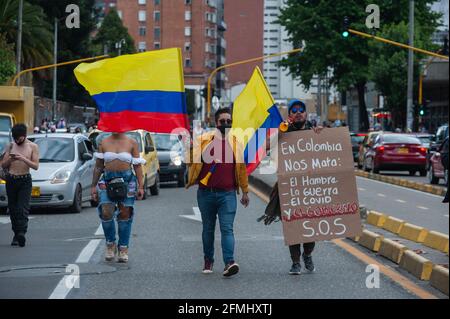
[74,48,189,133]
[231,67,283,175]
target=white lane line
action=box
[356,176,444,199]
[358,187,366,191]
[95,224,103,236]
[48,275,80,299]
[179,207,202,222]
[417,206,429,210]
[377,193,386,197]
[49,225,104,299]
[396,199,406,203]
[75,239,102,263]
[0,217,34,224]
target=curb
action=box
[366,211,387,227]
[359,229,384,252]
[424,231,449,254]
[354,169,446,196]
[399,223,429,243]
[378,238,408,264]
[382,216,406,234]
[400,250,433,281]
[430,265,449,296]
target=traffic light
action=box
[342,16,350,38]
[419,105,425,116]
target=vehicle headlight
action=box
[51,170,72,184]
[171,155,183,166]
[0,179,5,185]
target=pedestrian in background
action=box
[440,136,449,203]
[0,124,39,247]
[186,107,250,277]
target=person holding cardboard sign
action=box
[260,99,323,275]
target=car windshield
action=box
[351,135,365,145]
[0,135,11,154]
[152,134,183,151]
[0,116,12,132]
[417,136,432,145]
[382,135,421,144]
[29,137,75,162]
[96,132,142,152]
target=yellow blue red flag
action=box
[74,48,189,133]
[231,66,283,174]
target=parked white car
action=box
[0,133,96,213]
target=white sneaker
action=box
[105,243,117,262]
[118,247,129,263]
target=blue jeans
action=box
[197,188,237,265]
[97,170,137,248]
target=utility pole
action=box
[406,0,414,131]
[52,18,58,123]
[16,0,23,86]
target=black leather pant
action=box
[5,174,32,235]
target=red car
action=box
[428,149,447,185]
[363,133,427,175]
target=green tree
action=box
[0,33,16,84]
[93,9,135,57]
[368,22,438,129]
[28,0,100,106]
[277,0,440,131]
[0,0,53,69]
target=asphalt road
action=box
[1,184,445,299]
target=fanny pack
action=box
[106,177,128,201]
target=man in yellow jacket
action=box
[186,108,249,277]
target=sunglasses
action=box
[219,119,232,125]
[290,107,306,114]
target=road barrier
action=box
[399,223,429,243]
[378,238,408,264]
[366,211,387,227]
[382,216,406,234]
[424,231,449,254]
[359,230,384,252]
[430,265,449,296]
[400,250,433,280]
[355,170,446,196]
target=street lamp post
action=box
[52,18,58,123]
[406,0,415,131]
[16,0,23,86]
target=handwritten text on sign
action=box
[277,127,362,245]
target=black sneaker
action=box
[289,263,301,275]
[16,233,26,247]
[223,262,239,277]
[11,236,19,246]
[302,254,315,272]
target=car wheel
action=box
[0,207,7,214]
[177,172,186,188]
[409,170,416,176]
[150,173,160,196]
[419,169,427,177]
[371,161,380,174]
[90,200,98,207]
[428,167,439,184]
[69,184,82,214]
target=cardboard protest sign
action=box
[277,127,362,245]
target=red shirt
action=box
[197,138,236,191]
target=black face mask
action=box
[293,120,306,130]
[217,124,231,135]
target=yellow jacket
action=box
[185,132,249,194]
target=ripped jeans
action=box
[97,170,137,248]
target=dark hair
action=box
[11,123,27,139]
[214,107,232,123]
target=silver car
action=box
[0,133,95,213]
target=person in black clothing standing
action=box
[440,136,449,203]
[260,99,323,275]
